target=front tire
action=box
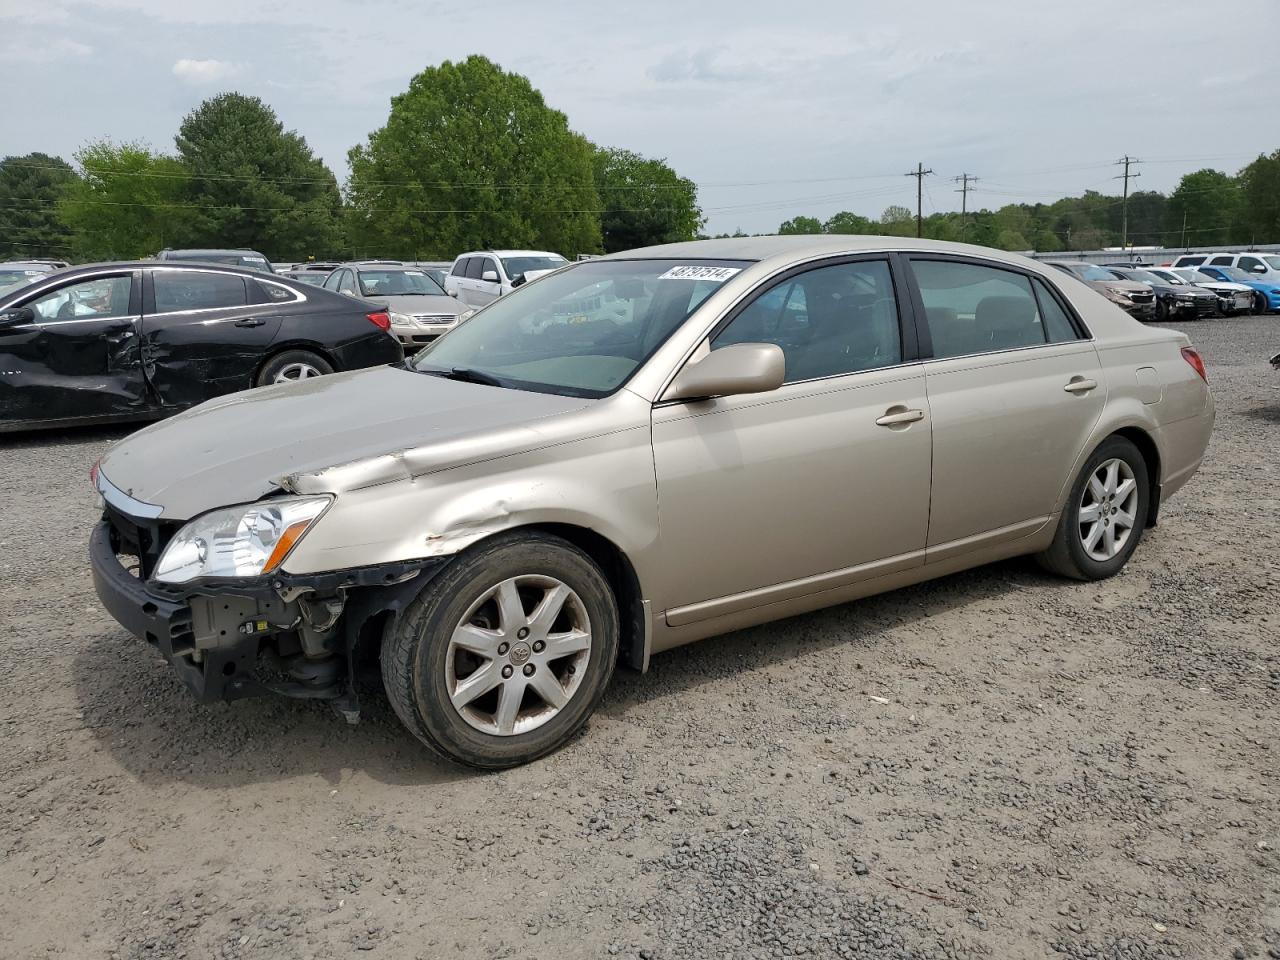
[1037,436,1150,581]
[382,531,619,769]
[1254,292,1268,316]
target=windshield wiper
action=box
[416,365,508,388]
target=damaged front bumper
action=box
[89,520,445,711]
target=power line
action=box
[904,162,933,238]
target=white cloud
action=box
[1,36,91,62]
[172,58,243,85]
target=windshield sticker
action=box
[657,265,742,282]
[405,271,425,276]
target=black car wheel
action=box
[1254,292,1268,315]
[1155,299,1168,322]
[382,531,620,769]
[256,349,334,387]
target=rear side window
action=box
[1209,256,1233,265]
[913,259,1057,359]
[465,257,486,280]
[713,259,901,383]
[255,280,300,303]
[1176,256,1206,267]
[1032,278,1081,343]
[451,257,470,277]
[154,270,247,312]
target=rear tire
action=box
[382,531,619,769]
[1254,292,1268,316]
[1037,436,1150,581]
[256,349,334,387]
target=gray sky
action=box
[4,0,1277,235]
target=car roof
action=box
[454,250,563,259]
[162,248,268,256]
[0,261,56,270]
[606,235,1055,264]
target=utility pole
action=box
[953,173,978,239]
[905,162,933,238]
[1180,210,1188,249]
[1114,155,1141,250]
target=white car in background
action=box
[444,250,568,308]
[1153,267,1254,315]
[1171,251,1280,285]
[0,260,57,293]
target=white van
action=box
[1171,251,1280,284]
[444,250,568,308]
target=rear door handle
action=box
[875,407,925,427]
[1064,377,1098,394]
[234,317,266,328]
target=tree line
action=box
[0,56,701,263]
[765,160,1280,251]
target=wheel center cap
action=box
[509,641,532,665]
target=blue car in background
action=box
[1197,265,1280,314]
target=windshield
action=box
[1175,269,1216,284]
[1149,270,1184,284]
[1212,266,1252,281]
[1123,269,1161,284]
[1264,256,1280,270]
[1078,265,1117,282]
[501,255,568,280]
[289,273,327,286]
[0,268,46,287]
[358,269,446,297]
[411,259,749,398]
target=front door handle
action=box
[875,406,925,427]
[1064,377,1098,394]
[234,317,266,328]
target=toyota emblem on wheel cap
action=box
[509,641,532,665]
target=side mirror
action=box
[0,306,35,330]
[1250,264,1266,273]
[664,343,785,402]
[481,270,500,283]
[341,288,356,296]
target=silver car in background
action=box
[322,262,473,350]
[90,236,1214,769]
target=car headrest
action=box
[975,296,1036,332]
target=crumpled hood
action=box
[366,293,465,316]
[98,366,591,520]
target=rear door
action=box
[0,270,148,424]
[904,256,1105,558]
[141,267,282,407]
[471,256,503,306]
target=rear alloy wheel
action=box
[1037,436,1149,581]
[256,349,334,387]
[382,532,619,768]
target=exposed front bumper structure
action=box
[90,518,445,711]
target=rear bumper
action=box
[90,521,262,702]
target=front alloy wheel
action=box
[382,531,619,768]
[446,575,592,736]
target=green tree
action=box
[176,92,341,258]
[823,211,873,234]
[592,147,700,253]
[1164,169,1240,247]
[879,205,914,237]
[0,153,77,259]
[347,55,601,259]
[59,141,191,260]
[777,215,822,235]
[1237,152,1280,245]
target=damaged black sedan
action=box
[0,261,403,432]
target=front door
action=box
[0,271,148,425]
[141,267,282,407]
[651,256,932,625]
[905,256,1106,556]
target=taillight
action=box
[366,311,391,332]
[1181,346,1207,382]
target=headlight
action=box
[155,496,332,583]
[1102,286,1131,303]
[389,311,411,327]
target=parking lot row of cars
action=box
[1046,252,1280,321]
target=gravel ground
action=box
[1,316,1277,960]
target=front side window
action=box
[1237,256,1264,272]
[26,275,132,321]
[357,269,446,297]
[713,259,901,383]
[412,259,749,398]
[154,270,247,312]
[914,259,1060,358]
